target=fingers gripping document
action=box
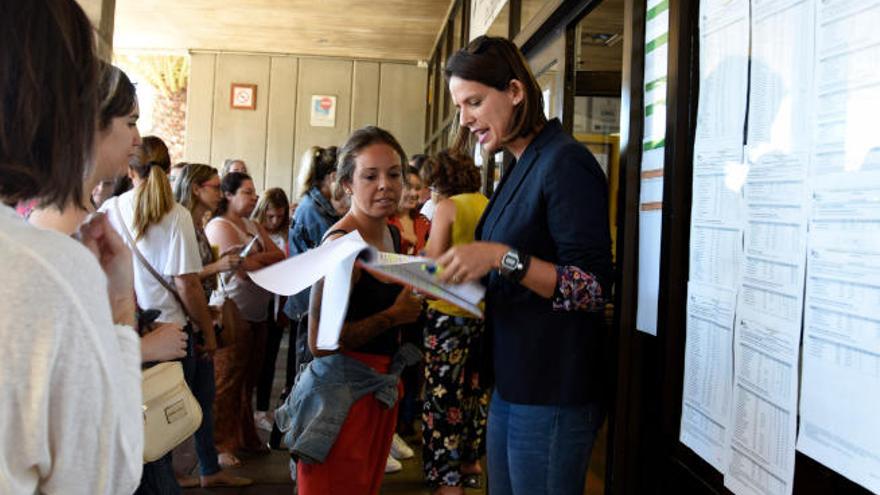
[248,231,485,350]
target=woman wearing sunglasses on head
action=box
[434,36,613,495]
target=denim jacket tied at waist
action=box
[274,343,422,464]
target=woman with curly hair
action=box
[421,150,491,494]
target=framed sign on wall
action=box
[230,83,257,110]
[310,95,337,127]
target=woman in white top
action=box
[102,135,219,492]
[0,2,143,493]
[206,172,285,462]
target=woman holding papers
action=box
[421,150,491,494]
[298,126,423,495]
[206,172,285,465]
[435,36,613,495]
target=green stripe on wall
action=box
[643,138,666,151]
[646,32,668,53]
[646,0,669,21]
[645,100,666,116]
[645,76,667,91]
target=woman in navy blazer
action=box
[435,36,613,495]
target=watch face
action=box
[501,252,519,271]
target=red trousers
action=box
[297,351,402,495]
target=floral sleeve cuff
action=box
[552,265,605,312]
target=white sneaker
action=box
[254,411,273,432]
[390,433,414,460]
[385,454,402,473]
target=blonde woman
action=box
[101,136,219,491]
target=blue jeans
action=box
[182,348,221,476]
[487,390,605,495]
[135,453,179,495]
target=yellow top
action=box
[428,192,489,317]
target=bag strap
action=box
[321,228,349,244]
[112,199,191,321]
[387,224,402,254]
[321,225,401,253]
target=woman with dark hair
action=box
[420,150,490,494]
[435,36,613,495]
[32,65,188,367]
[291,126,423,495]
[30,63,140,233]
[172,163,252,489]
[388,165,431,255]
[206,172,285,466]
[283,146,341,387]
[409,154,433,207]
[386,164,431,466]
[0,1,142,492]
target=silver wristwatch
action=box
[499,249,530,282]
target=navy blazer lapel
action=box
[478,120,563,241]
[480,149,540,241]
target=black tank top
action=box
[324,226,404,356]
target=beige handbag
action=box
[141,362,203,462]
[112,200,204,461]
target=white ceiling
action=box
[113,0,453,61]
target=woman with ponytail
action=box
[102,136,220,492]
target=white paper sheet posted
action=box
[795,0,880,492]
[680,282,736,472]
[798,177,880,494]
[724,1,814,493]
[682,0,749,476]
[249,231,485,350]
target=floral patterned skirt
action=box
[422,309,490,487]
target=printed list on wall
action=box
[681,0,880,494]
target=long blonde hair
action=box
[131,136,174,239]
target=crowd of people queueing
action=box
[0,2,612,495]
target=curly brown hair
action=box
[421,150,481,197]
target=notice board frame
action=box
[609,0,876,494]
